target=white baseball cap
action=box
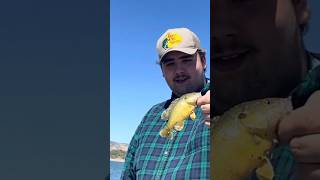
[156,28,202,64]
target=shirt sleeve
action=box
[120,131,139,180]
[120,107,154,180]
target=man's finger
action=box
[278,107,320,144]
[278,91,320,143]
[202,114,210,121]
[201,104,210,114]
[290,134,320,163]
[278,107,308,143]
[205,121,210,128]
[197,90,210,106]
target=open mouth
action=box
[174,76,189,83]
[214,48,251,71]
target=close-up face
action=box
[213,0,310,114]
[161,51,207,97]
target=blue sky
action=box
[110,0,210,144]
[111,0,319,144]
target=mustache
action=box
[173,74,190,81]
[213,41,254,60]
[212,36,253,54]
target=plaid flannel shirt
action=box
[121,82,210,180]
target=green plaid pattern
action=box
[121,83,210,180]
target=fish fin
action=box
[174,121,185,131]
[159,126,171,138]
[256,157,274,180]
[190,111,196,120]
[161,110,169,121]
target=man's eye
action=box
[165,63,174,67]
[183,59,192,63]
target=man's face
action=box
[213,0,309,114]
[161,51,206,97]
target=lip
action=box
[214,48,251,72]
[174,77,189,83]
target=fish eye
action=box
[238,112,247,119]
[265,100,271,104]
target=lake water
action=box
[110,161,124,180]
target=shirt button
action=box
[164,151,168,155]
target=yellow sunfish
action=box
[160,92,201,139]
[212,98,293,180]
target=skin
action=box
[160,50,211,126]
[197,91,211,127]
[213,0,309,114]
[161,51,206,97]
[278,91,320,179]
[212,0,319,178]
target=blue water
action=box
[110,161,124,180]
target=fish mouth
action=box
[214,48,251,72]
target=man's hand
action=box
[278,90,320,179]
[197,90,210,127]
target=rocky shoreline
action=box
[110,141,128,162]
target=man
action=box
[121,28,211,179]
[213,0,320,179]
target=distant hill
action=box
[110,141,129,161]
[110,141,129,151]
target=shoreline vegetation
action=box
[110,158,125,162]
[110,149,127,160]
[110,141,128,162]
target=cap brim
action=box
[157,48,198,64]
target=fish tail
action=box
[160,126,171,138]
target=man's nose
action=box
[212,1,238,52]
[213,28,238,53]
[175,63,186,75]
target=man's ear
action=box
[201,55,207,71]
[293,0,310,29]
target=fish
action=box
[160,92,201,139]
[212,98,293,180]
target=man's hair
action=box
[159,50,207,70]
[198,49,206,59]
[301,6,311,36]
[197,50,207,72]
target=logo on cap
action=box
[162,33,183,50]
